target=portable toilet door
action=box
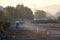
[15,21,20,28]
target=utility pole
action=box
[12,8,14,22]
[34,5,36,20]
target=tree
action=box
[58,17,60,21]
[16,4,34,20]
[16,4,24,19]
[5,6,16,21]
[0,21,11,31]
[56,12,60,21]
[0,11,3,17]
[4,4,34,22]
[22,7,34,19]
[35,10,46,20]
[0,11,6,21]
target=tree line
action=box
[0,4,34,22]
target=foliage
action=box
[4,4,34,22]
[58,17,60,21]
[0,21,11,31]
[35,10,46,19]
[5,6,16,21]
[16,4,34,19]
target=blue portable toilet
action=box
[15,21,20,28]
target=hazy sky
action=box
[0,0,60,8]
[0,0,60,15]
